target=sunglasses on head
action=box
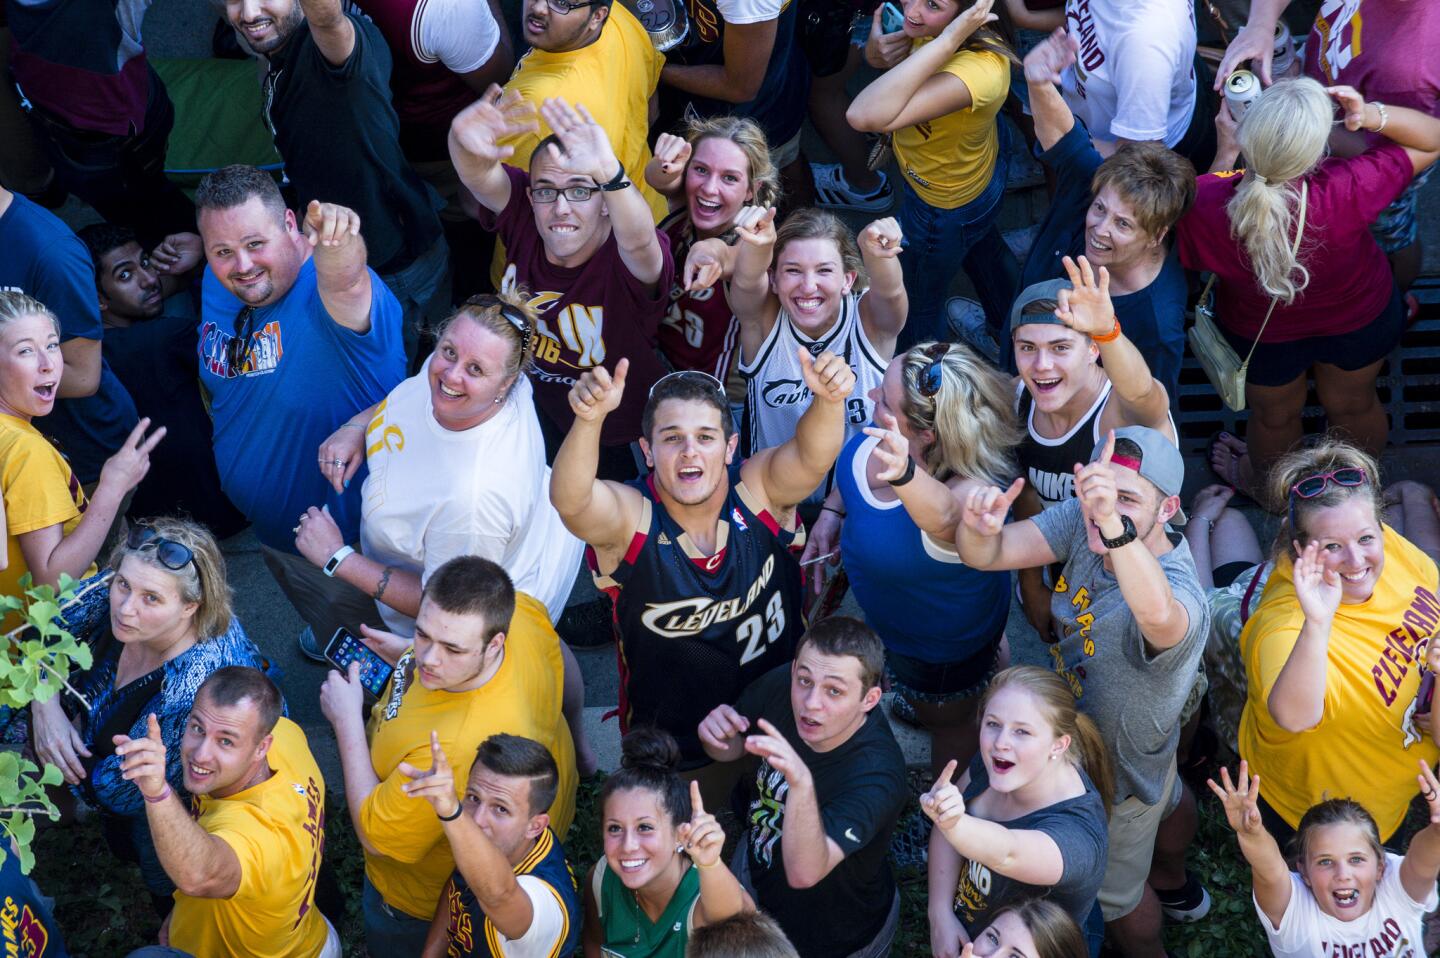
[917,343,949,399]
[125,525,195,571]
[462,295,534,358]
[649,369,726,398]
[1287,467,1368,539]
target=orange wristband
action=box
[1091,318,1122,343]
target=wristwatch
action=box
[1099,515,1138,550]
[324,545,355,577]
[600,161,631,192]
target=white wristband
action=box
[323,545,355,577]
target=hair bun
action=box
[619,727,682,773]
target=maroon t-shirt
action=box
[657,210,741,380]
[1176,144,1411,342]
[481,165,673,445]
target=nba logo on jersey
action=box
[732,507,748,531]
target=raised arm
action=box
[856,218,907,351]
[1214,0,1292,89]
[1401,762,1440,903]
[955,479,1057,571]
[449,86,540,215]
[847,0,996,133]
[1265,541,1338,732]
[863,413,976,544]
[728,205,780,360]
[302,201,372,333]
[645,133,692,206]
[681,781,753,926]
[922,761,1067,885]
[550,360,644,558]
[56,336,100,398]
[1329,86,1440,176]
[682,238,739,293]
[1023,28,1080,151]
[298,0,356,68]
[661,19,776,103]
[1206,764,1291,927]
[745,350,855,511]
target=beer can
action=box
[1225,70,1260,121]
[1271,22,1296,77]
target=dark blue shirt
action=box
[0,194,139,484]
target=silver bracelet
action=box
[1372,101,1389,133]
[1188,515,1214,532]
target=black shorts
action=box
[1213,560,1257,589]
[1222,285,1404,388]
[885,630,1003,703]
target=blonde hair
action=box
[435,288,539,384]
[1265,436,1385,559]
[899,342,1022,486]
[0,290,61,338]
[108,517,234,640]
[683,115,782,212]
[981,666,1116,811]
[773,209,865,290]
[1226,77,1332,303]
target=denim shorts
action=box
[1371,167,1433,253]
[885,630,1003,704]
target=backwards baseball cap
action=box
[1091,426,1187,522]
[1008,278,1072,335]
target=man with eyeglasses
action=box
[452,88,672,479]
[195,164,405,661]
[221,0,447,360]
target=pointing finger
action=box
[690,779,705,817]
[931,758,958,793]
[147,713,163,741]
[1098,429,1115,466]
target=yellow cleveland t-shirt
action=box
[491,3,666,285]
[361,592,578,919]
[892,44,1010,209]
[1238,525,1440,837]
[0,413,93,628]
[169,719,328,958]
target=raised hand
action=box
[149,232,203,276]
[919,759,966,831]
[450,85,539,164]
[98,417,165,497]
[1419,761,1440,826]
[862,412,913,482]
[652,133,692,178]
[733,205,777,248]
[294,505,345,569]
[317,419,366,493]
[1023,26,1078,85]
[539,98,619,184]
[697,703,750,755]
[961,477,1025,538]
[303,200,362,250]
[400,730,461,819]
[858,217,903,259]
[114,712,170,801]
[941,0,996,47]
[1205,762,1266,837]
[1074,429,1119,531]
[1055,256,1116,339]
[800,348,857,405]
[1215,20,1278,89]
[678,780,725,868]
[743,718,811,789]
[1292,540,1343,624]
[568,357,629,423]
[1326,85,1370,132]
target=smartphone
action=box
[325,627,395,698]
[1419,671,1436,716]
[880,1,906,34]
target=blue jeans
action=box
[896,125,1020,351]
[378,234,451,368]
[362,875,432,954]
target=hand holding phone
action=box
[880,2,906,34]
[325,627,395,697]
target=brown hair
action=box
[1090,142,1197,242]
[684,114,782,212]
[422,556,517,641]
[981,666,1116,810]
[796,616,885,692]
[109,516,234,640]
[1293,798,1383,868]
[899,342,1021,486]
[985,899,1089,958]
[196,666,283,738]
[686,912,798,958]
[1265,436,1384,558]
[773,208,865,289]
[473,734,560,818]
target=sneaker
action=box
[811,162,894,212]
[945,297,1000,364]
[298,625,328,664]
[1156,872,1212,922]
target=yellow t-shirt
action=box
[1238,525,1440,837]
[892,43,1010,209]
[361,592,578,919]
[169,719,329,958]
[0,413,93,627]
[491,3,666,285]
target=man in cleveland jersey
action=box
[551,350,857,776]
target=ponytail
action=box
[1068,713,1115,813]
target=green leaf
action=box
[39,763,62,787]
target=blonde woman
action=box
[1177,78,1440,492]
[804,340,1021,774]
[645,116,780,380]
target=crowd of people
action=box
[2,0,1440,955]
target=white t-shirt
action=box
[715,0,783,25]
[1061,0,1196,147]
[415,0,502,73]
[1257,852,1437,958]
[494,875,569,958]
[359,365,583,631]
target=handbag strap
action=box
[1240,180,1309,367]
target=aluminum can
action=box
[1225,70,1260,121]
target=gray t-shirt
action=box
[1031,499,1209,805]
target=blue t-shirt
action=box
[198,258,404,551]
[1021,125,1187,398]
[0,194,139,484]
[0,846,69,958]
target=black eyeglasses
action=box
[463,295,534,359]
[649,369,726,398]
[545,0,599,12]
[227,306,257,373]
[917,342,950,399]
[125,525,195,570]
[1287,467,1368,539]
[529,186,599,205]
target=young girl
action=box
[582,728,753,957]
[966,899,1090,958]
[729,206,907,496]
[1209,761,1440,958]
[644,116,781,382]
[847,0,1020,347]
[924,666,1112,957]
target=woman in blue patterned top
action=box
[28,516,272,912]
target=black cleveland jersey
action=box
[590,461,806,764]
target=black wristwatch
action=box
[1099,514,1138,550]
[888,458,917,487]
[600,161,631,192]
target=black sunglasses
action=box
[227,306,257,373]
[917,342,949,399]
[125,525,195,570]
[463,295,534,359]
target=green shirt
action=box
[595,861,700,957]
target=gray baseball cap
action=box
[1091,426,1187,523]
[1008,278,1072,335]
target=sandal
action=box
[1206,431,1259,504]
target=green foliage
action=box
[0,573,94,873]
